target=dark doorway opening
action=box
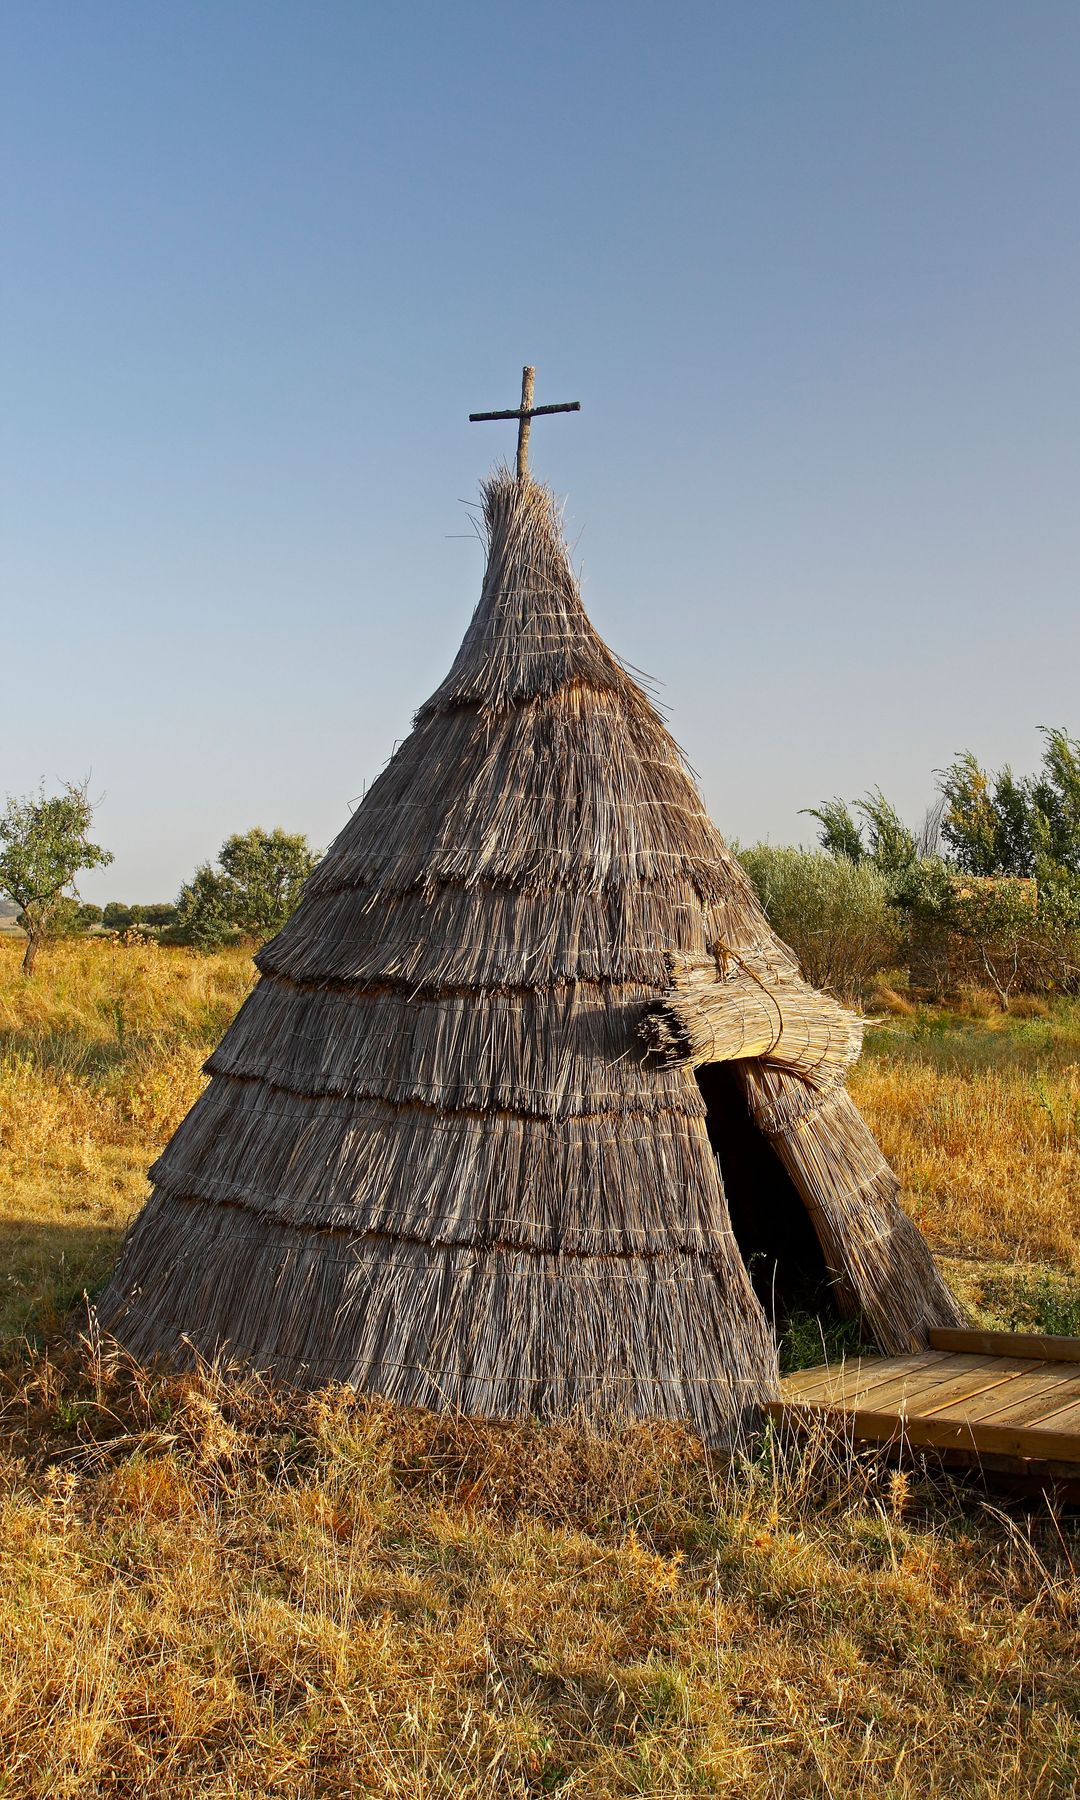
[696,1062,844,1341]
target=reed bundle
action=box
[639,949,863,1082]
[102,469,961,1439]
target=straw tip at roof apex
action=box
[415,465,634,720]
[479,464,574,536]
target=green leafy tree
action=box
[177,828,318,951]
[802,789,917,873]
[854,789,918,873]
[0,783,113,975]
[219,827,317,939]
[139,902,178,929]
[937,751,1002,875]
[101,900,180,939]
[938,729,1080,884]
[800,798,864,863]
[1029,728,1080,873]
[175,866,237,951]
[988,766,1034,876]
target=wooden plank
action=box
[783,1350,1006,1407]
[928,1364,1080,1426]
[929,1327,1080,1364]
[904,1358,1048,1418]
[981,1414,1080,1463]
[848,1355,1032,1417]
[965,1372,1080,1431]
[782,1352,945,1397]
[782,1351,950,1404]
[772,1343,1080,1477]
[789,1356,1041,1420]
[1018,1397,1080,1440]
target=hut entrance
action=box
[695,1063,841,1337]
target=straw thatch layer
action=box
[206,977,694,1118]
[414,487,656,716]
[740,1065,964,1351]
[104,1200,777,1443]
[256,879,756,990]
[101,468,962,1432]
[302,692,753,898]
[147,1084,729,1253]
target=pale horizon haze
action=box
[2,3,1078,903]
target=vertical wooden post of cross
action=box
[516,366,536,482]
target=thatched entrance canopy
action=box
[102,471,960,1441]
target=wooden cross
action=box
[469,366,581,481]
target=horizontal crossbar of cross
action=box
[469,366,580,479]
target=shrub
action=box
[736,845,903,1004]
[891,858,1080,1005]
[102,901,180,936]
[137,902,179,929]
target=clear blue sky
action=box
[3,2,1078,902]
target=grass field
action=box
[2,938,1079,1798]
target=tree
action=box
[0,783,113,975]
[801,789,917,873]
[100,900,179,938]
[139,902,178,929]
[937,751,1002,875]
[854,789,918,873]
[938,728,1080,883]
[1029,727,1080,874]
[177,827,318,950]
[800,798,864,863]
[175,865,237,951]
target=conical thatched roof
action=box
[102,472,961,1441]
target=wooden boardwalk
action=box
[766,1328,1080,1492]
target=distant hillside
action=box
[0,899,22,931]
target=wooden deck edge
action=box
[929,1327,1080,1363]
[767,1398,1080,1468]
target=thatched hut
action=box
[102,470,961,1441]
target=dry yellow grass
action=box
[0,936,253,1336]
[2,938,1079,1797]
[851,1008,1080,1271]
[2,1344,1079,1800]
